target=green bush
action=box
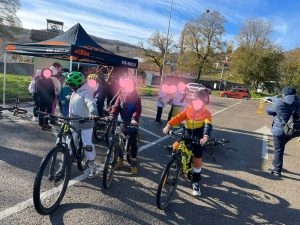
[137,86,159,96]
[0,74,32,103]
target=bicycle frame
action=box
[178,141,194,175]
[55,121,82,159]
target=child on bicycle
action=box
[109,76,142,175]
[163,90,212,196]
[65,71,98,179]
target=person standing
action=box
[109,77,142,175]
[50,62,62,124]
[65,71,99,178]
[28,70,41,119]
[35,68,56,130]
[155,85,168,124]
[266,86,300,177]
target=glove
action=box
[107,115,114,121]
[131,119,138,126]
[89,115,98,120]
[200,135,209,145]
[163,124,171,135]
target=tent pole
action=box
[69,56,73,71]
[3,52,7,107]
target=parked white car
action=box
[262,94,283,103]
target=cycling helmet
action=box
[195,89,209,105]
[87,73,98,80]
[65,71,85,88]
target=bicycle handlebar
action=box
[168,130,230,146]
[36,111,93,122]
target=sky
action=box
[17,0,300,50]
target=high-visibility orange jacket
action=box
[168,104,212,136]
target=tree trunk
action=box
[196,60,205,81]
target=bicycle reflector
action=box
[42,69,52,79]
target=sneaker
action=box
[268,168,281,177]
[88,161,96,179]
[43,124,52,130]
[115,158,124,170]
[192,182,201,196]
[130,158,138,175]
[131,166,138,175]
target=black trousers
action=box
[38,101,52,125]
[168,105,174,121]
[272,134,288,173]
[155,106,163,122]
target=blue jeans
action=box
[272,134,288,173]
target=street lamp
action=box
[161,0,174,85]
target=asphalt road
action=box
[0,96,299,225]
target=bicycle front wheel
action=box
[33,146,71,215]
[156,157,182,210]
[103,141,119,189]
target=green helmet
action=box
[65,71,85,88]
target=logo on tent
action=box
[74,49,90,56]
[122,60,137,67]
[46,48,69,53]
[6,45,16,51]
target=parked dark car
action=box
[220,88,251,100]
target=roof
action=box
[30,29,62,42]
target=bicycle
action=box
[93,109,110,145]
[156,128,229,210]
[102,119,139,189]
[33,112,91,215]
[0,98,27,117]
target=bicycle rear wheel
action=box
[33,146,71,215]
[156,157,182,210]
[103,141,119,189]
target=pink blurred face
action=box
[43,69,52,79]
[88,79,97,88]
[192,99,204,111]
[161,84,177,95]
[178,82,186,93]
[119,78,134,93]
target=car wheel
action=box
[223,94,228,98]
[242,96,248,101]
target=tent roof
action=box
[5,23,138,68]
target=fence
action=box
[0,62,34,76]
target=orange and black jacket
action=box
[168,104,212,137]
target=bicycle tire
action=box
[156,157,182,210]
[76,137,88,171]
[103,141,119,189]
[33,146,71,215]
[13,108,27,116]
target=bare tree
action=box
[0,0,22,40]
[179,10,226,80]
[138,31,175,77]
[237,19,272,49]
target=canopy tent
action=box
[2,23,138,105]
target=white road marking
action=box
[143,107,168,117]
[255,126,272,160]
[139,126,161,138]
[0,100,242,220]
[211,101,242,116]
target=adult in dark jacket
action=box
[109,79,142,175]
[36,68,56,129]
[266,86,300,177]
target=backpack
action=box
[277,103,300,139]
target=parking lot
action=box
[0,96,300,225]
